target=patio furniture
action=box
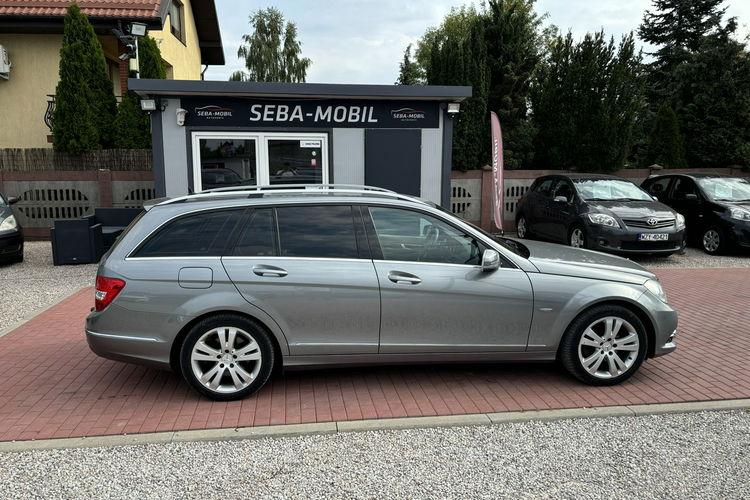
[50,219,103,265]
[84,208,142,250]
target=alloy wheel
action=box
[190,326,263,394]
[517,217,528,238]
[570,227,585,248]
[577,316,639,380]
[703,229,721,253]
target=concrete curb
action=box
[0,287,85,339]
[1,399,748,453]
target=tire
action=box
[569,225,587,249]
[701,226,725,255]
[179,314,275,401]
[516,215,531,239]
[558,305,648,386]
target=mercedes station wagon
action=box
[86,185,677,401]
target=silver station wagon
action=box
[86,185,677,401]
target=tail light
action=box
[95,276,126,311]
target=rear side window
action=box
[276,205,359,258]
[134,209,243,257]
[233,209,276,256]
[535,178,554,196]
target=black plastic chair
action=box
[50,219,104,265]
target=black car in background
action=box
[642,174,750,254]
[0,192,23,263]
[516,174,686,256]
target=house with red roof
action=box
[0,0,224,148]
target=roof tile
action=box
[0,1,161,19]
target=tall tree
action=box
[638,0,727,105]
[395,44,420,85]
[673,22,750,167]
[53,2,116,153]
[642,103,687,168]
[231,7,311,82]
[531,32,645,173]
[138,35,167,79]
[484,0,543,169]
[426,13,489,171]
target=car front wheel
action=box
[180,314,275,401]
[559,305,647,385]
[702,226,725,255]
[569,225,587,249]
[516,215,530,239]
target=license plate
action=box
[638,233,668,241]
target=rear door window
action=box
[645,177,672,198]
[276,205,360,259]
[535,178,555,197]
[233,208,276,256]
[134,209,244,257]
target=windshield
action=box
[573,179,652,202]
[696,177,750,202]
[427,201,530,258]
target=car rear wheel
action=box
[179,314,275,401]
[559,305,647,386]
[702,226,725,255]
[569,225,587,249]
[516,215,530,239]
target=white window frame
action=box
[191,132,329,192]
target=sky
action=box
[203,0,750,84]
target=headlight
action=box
[587,213,619,228]
[729,207,750,221]
[0,215,18,232]
[644,279,667,303]
[676,213,686,230]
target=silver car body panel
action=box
[86,191,677,373]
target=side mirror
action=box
[553,195,568,203]
[685,193,699,201]
[7,196,18,205]
[481,249,500,272]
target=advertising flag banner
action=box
[490,111,504,232]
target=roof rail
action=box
[154,184,429,208]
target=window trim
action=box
[191,132,330,193]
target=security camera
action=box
[176,108,187,126]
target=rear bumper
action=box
[85,328,172,370]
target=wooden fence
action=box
[0,148,152,172]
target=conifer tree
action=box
[643,104,687,168]
[53,3,116,153]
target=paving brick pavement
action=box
[0,268,748,442]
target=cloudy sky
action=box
[203,0,750,84]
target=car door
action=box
[366,205,534,353]
[668,177,703,235]
[222,204,381,355]
[548,179,576,242]
[525,177,556,238]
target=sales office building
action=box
[128,79,471,206]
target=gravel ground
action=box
[1,410,748,499]
[0,241,97,330]
[629,246,750,269]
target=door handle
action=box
[388,271,421,285]
[253,265,288,278]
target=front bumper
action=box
[585,222,685,255]
[0,230,23,258]
[727,220,750,249]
